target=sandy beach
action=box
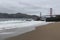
[6,22,60,40]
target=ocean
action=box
[0,18,53,40]
[0,18,25,21]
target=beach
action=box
[6,22,60,40]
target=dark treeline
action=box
[46,15,60,22]
[0,13,40,20]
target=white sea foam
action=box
[0,20,53,40]
[0,21,52,29]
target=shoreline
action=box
[6,22,60,40]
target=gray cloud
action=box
[0,0,60,16]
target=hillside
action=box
[0,13,40,21]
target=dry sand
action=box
[6,22,60,40]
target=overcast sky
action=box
[0,0,60,16]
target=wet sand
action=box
[6,22,60,40]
